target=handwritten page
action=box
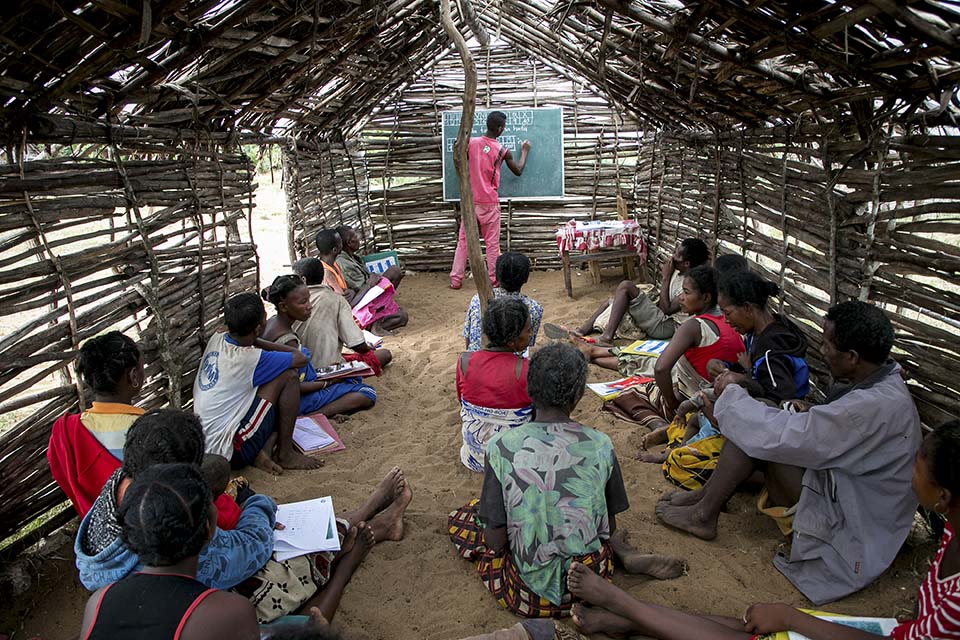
[274,496,340,560]
[293,416,336,452]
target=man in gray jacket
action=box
[657,300,921,604]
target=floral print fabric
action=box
[479,421,629,605]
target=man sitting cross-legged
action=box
[656,300,921,605]
[193,292,322,474]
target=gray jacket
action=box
[715,361,921,604]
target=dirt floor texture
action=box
[1,268,935,640]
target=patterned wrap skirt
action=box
[448,500,614,618]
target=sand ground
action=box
[2,268,934,640]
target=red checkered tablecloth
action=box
[556,220,646,261]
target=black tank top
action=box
[85,572,215,640]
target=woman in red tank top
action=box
[651,265,744,416]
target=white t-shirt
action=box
[193,332,266,458]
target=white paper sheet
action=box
[273,496,340,560]
[787,616,898,639]
[354,284,385,310]
[292,416,336,452]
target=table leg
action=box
[562,250,573,298]
[588,250,601,285]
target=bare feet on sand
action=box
[370,467,406,514]
[658,488,703,507]
[253,451,283,475]
[636,450,668,464]
[654,501,718,541]
[276,449,325,470]
[610,530,686,579]
[368,481,413,542]
[570,602,636,636]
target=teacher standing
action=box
[450,111,532,290]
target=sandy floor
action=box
[3,269,934,640]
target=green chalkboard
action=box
[441,107,565,201]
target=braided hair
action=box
[260,274,306,308]
[495,252,531,293]
[119,463,211,567]
[75,331,140,394]
[122,409,205,479]
[527,343,587,411]
[482,297,529,349]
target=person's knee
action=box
[615,280,637,297]
[375,348,392,367]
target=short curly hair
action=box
[122,409,206,478]
[314,229,341,255]
[527,342,587,411]
[482,297,529,349]
[680,238,710,268]
[293,257,325,286]
[120,463,211,567]
[224,292,265,335]
[920,420,960,497]
[825,300,894,364]
[495,252,531,293]
[76,331,141,394]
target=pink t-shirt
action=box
[468,136,506,204]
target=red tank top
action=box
[684,312,745,379]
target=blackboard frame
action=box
[440,106,565,202]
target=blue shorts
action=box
[299,377,377,415]
[231,397,276,468]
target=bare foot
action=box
[253,450,283,475]
[570,602,636,637]
[609,530,687,579]
[307,607,330,631]
[636,450,668,464]
[370,467,405,514]
[276,449,324,470]
[654,502,718,541]
[658,488,703,507]
[333,414,350,424]
[594,335,615,347]
[368,481,412,542]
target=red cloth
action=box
[456,351,531,409]
[684,312,746,380]
[468,136,505,204]
[47,413,121,517]
[343,350,383,376]
[214,494,241,530]
[891,523,960,640]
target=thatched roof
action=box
[2,0,959,139]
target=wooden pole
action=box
[440,0,494,310]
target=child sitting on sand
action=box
[48,331,145,517]
[79,462,262,639]
[261,273,377,418]
[456,297,534,472]
[448,343,685,618]
[292,257,392,376]
[463,252,542,352]
[201,453,256,531]
[192,292,322,473]
[564,419,960,640]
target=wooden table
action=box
[560,248,644,298]
[556,220,646,298]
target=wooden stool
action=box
[561,248,643,298]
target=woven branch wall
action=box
[634,126,960,427]
[0,142,259,546]
[284,46,644,269]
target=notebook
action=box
[586,376,653,400]
[292,414,345,455]
[273,496,340,561]
[620,339,670,357]
[314,360,374,380]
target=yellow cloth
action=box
[80,402,144,458]
[756,487,797,537]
